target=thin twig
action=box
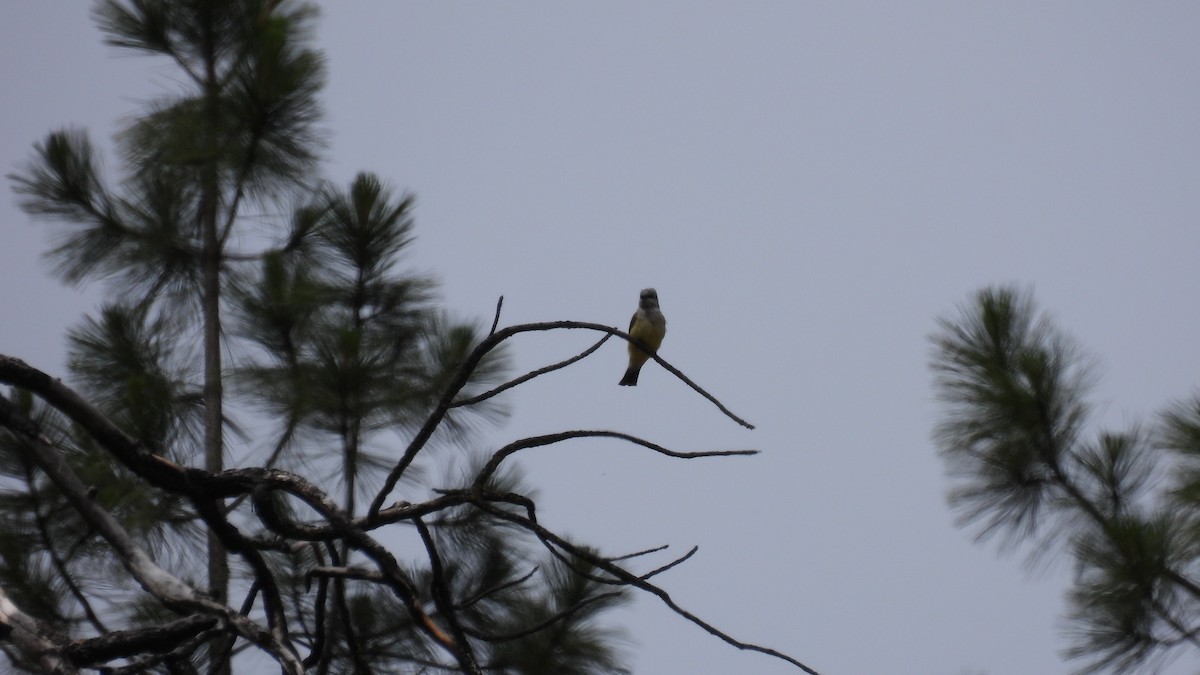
[452,334,612,408]
[0,395,304,675]
[474,430,757,489]
[471,499,822,675]
[78,617,218,665]
[608,544,669,563]
[23,459,109,635]
[641,546,699,580]
[415,517,481,674]
[306,565,385,584]
[647,351,756,429]
[302,543,331,670]
[457,567,539,610]
[367,320,755,519]
[248,479,474,672]
[488,296,503,337]
[463,591,624,644]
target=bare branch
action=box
[456,567,538,611]
[247,478,476,672]
[0,387,304,675]
[301,544,331,669]
[0,585,76,674]
[451,334,612,408]
[470,499,822,675]
[1,324,786,672]
[368,320,755,519]
[474,429,757,488]
[464,591,624,644]
[64,615,218,667]
[608,544,669,563]
[307,565,385,584]
[331,564,373,675]
[415,517,481,674]
[641,546,699,581]
[23,459,109,635]
[647,349,756,430]
[488,295,503,337]
[102,627,216,675]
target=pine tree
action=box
[1,2,812,674]
[931,287,1200,674]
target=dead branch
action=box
[450,334,613,408]
[64,615,218,667]
[368,320,755,520]
[463,590,624,644]
[415,517,481,673]
[487,295,503,337]
[456,567,538,611]
[0,394,304,675]
[0,330,793,674]
[0,359,462,671]
[307,565,385,584]
[474,429,756,489]
[608,543,670,563]
[470,499,823,675]
[641,546,699,580]
[249,479,479,674]
[0,585,75,674]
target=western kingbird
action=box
[619,288,667,386]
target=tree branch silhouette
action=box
[469,498,823,675]
[1,333,809,673]
[369,319,756,520]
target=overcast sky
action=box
[4,3,1200,674]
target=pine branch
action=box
[0,391,303,674]
[415,517,482,674]
[0,585,76,674]
[64,614,218,667]
[463,591,624,644]
[22,458,109,635]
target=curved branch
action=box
[608,544,669,563]
[0,395,303,675]
[0,585,75,674]
[23,459,109,635]
[0,332,775,671]
[457,567,538,611]
[415,517,481,674]
[306,565,384,584]
[248,478,477,673]
[474,430,756,488]
[302,543,331,669]
[470,499,822,675]
[487,295,503,337]
[451,334,612,408]
[367,321,755,520]
[463,591,624,644]
[641,546,699,580]
[65,615,218,667]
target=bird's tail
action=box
[618,366,640,386]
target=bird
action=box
[619,288,667,386]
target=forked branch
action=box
[470,499,822,675]
[370,319,756,519]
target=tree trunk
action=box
[200,11,229,675]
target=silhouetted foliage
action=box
[1,2,812,674]
[932,287,1200,674]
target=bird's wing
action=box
[628,311,639,333]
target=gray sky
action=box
[4,3,1200,674]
